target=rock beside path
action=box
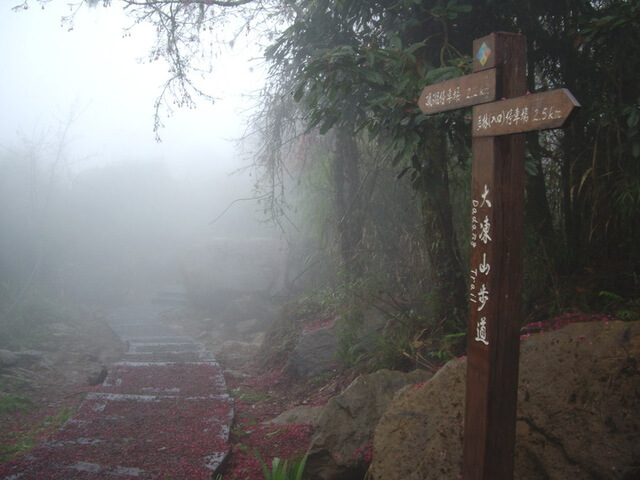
[372,320,640,480]
[284,307,390,379]
[0,349,18,368]
[269,405,325,427]
[0,349,45,369]
[305,368,433,480]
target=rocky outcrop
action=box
[16,350,45,367]
[0,349,45,368]
[220,295,277,336]
[372,320,640,480]
[284,307,390,379]
[0,349,18,368]
[284,322,340,378]
[269,405,325,427]
[87,366,108,386]
[305,368,433,480]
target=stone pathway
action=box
[1,303,233,480]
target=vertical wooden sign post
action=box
[464,33,526,480]
[418,32,580,479]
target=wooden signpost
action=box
[418,32,580,479]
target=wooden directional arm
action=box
[473,88,581,137]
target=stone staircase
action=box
[0,303,232,480]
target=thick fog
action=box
[0,3,276,306]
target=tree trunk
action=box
[419,135,467,332]
[522,150,559,317]
[524,156,554,240]
[333,130,364,279]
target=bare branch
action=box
[208,194,267,224]
[123,0,255,8]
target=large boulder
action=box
[284,321,340,378]
[0,349,18,368]
[372,320,640,480]
[269,405,325,427]
[284,307,390,379]
[305,368,433,480]
[15,350,45,367]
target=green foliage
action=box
[429,0,472,20]
[0,394,34,417]
[598,290,640,322]
[46,405,75,426]
[0,403,75,463]
[257,451,308,480]
[0,434,37,464]
[429,332,466,363]
[253,290,339,371]
[328,276,466,371]
[335,299,466,372]
[0,294,79,350]
[335,309,369,369]
[264,0,640,318]
[264,0,476,326]
[267,0,475,180]
[231,388,274,404]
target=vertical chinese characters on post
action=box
[475,317,489,346]
[471,184,492,346]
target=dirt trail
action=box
[0,303,232,480]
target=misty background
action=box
[0,2,276,306]
[2,0,637,342]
